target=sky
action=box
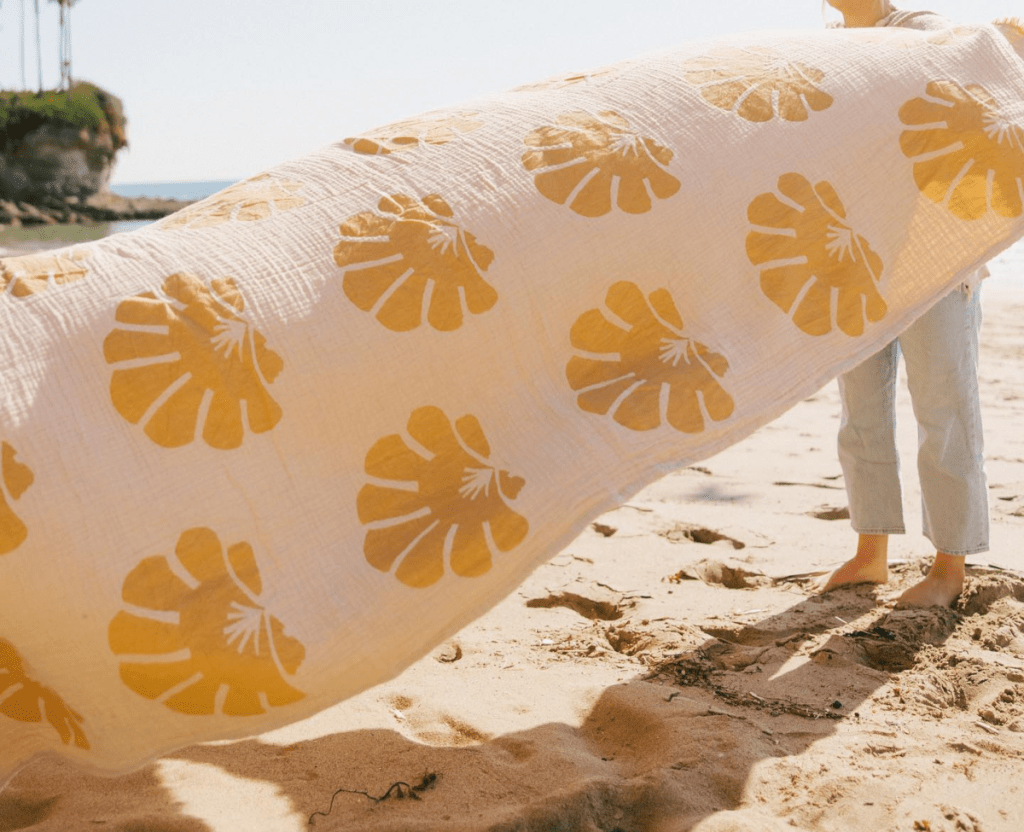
[0,0,1015,185]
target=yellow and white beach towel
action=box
[2,20,1023,784]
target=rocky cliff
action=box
[0,121,118,201]
[0,81,128,203]
[0,82,190,225]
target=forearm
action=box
[826,0,891,28]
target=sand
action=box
[2,238,1023,830]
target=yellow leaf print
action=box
[357,407,528,589]
[342,112,484,156]
[108,527,305,716]
[103,273,284,450]
[522,111,681,217]
[747,174,885,337]
[682,47,833,122]
[840,25,974,47]
[161,174,305,230]
[334,193,497,332]
[0,250,88,298]
[512,65,621,92]
[0,442,33,556]
[566,282,734,434]
[900,80,1024,220]
[923,25,981,45]
[1,638,89,749]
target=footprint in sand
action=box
[666,558,772,589]
[993,493,1024,516]
[604,625,655,656]
[385,693,490,745]
[433,642,463,663]
[808,505,850,521]
[660,523,746,549]
[957,573,1024,616]
[525,592,625,621]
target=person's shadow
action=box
[6,562,1019,832]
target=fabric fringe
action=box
[994,17,1024,36]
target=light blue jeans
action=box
[837,288,988,556]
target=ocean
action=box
[0,180,1021,298]
[110,180,238,201]
[0,180,235,251]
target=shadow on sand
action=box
[7,564,1023,831]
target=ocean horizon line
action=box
[109,179,239,201]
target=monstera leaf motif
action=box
[358,407,529,588]
[1,638,89,749]
[162,174,305,230]
[334,193,497,332]
[0,250,89,298]
[682,46,833,122]
[512,64,622,92]
[523,111,681,217]
[747,174,886,337]
[103,273,284,450]
[900,80,1024,220]
[0,442,33,556]
[109,527,305,716]
[841,25,974,47]
[342,112,484,155]
[566,281,735,434]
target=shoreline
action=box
[0,189,193,231]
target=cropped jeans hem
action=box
[837,286,988,557]
[925,542,989,557]
[850,526,906,536]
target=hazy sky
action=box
[0,0,1014,184]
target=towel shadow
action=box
[5,564,1022,831]
[0,763,211,832]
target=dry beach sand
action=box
[2,235,1023,831]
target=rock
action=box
[79,189,192,221]
[16,201,58,225]
[1,123,117,203]
[0,199,22,222]
[0,189,192,226]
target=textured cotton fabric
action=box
[2,21,1023,784]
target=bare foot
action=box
[820,533,889,592]
[895,552,965,608]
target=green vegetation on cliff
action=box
[0,81,127,150]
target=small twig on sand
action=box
[308,772,438,825]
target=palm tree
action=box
[49,0,78,90]
[20,0,28,90]
[33,0,42,92]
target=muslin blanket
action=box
[2,20,1023,785]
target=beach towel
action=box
[2,19,1023,785]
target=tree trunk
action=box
[20,0,27,90]
[34,0,42,93]
[59,4,68,90]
